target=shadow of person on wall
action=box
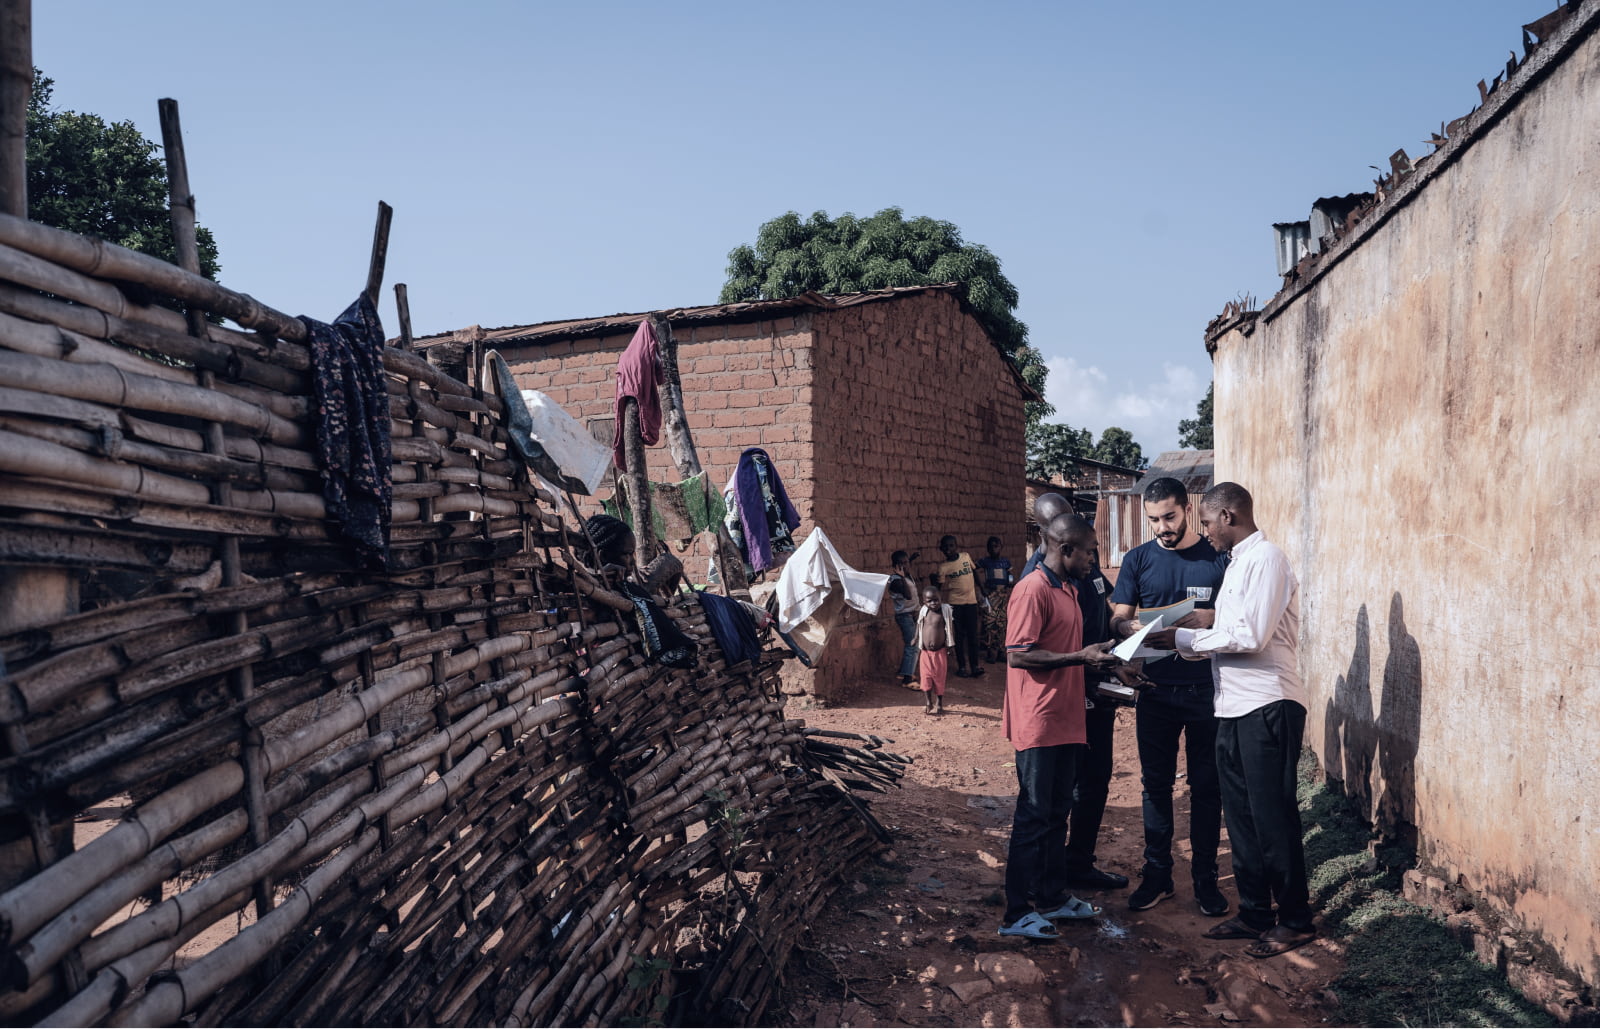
[1376,591,1423,854]
[1324,604,1376,818]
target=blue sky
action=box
[34,0,1555,455]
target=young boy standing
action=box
[934,535,983,678]
[977,535,1015,664]
[917,586,954,715]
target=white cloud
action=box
[1041,357,1208,458]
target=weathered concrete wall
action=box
[809,290,1028,703]
[1210,12,1600,993]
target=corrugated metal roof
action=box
[1133,450,1216,494]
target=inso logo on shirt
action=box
[1186,587,1213,602]
[1093,577,1107,595]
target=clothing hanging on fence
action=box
[301,293,390,570]
[612,319,663,469]
[602,472,728,543]
[622,583,698,669]
[773,525,890,634]
[724,448,801,574]
[486,351,611,495]
[697,589,764,666]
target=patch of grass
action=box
[1297,753,1555,1028]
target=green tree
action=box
[1025,422,1093,480]
[1090,426,1146,470]
[721,207,1053,440]
[1178,382,1213,449]
[27,70,220,279]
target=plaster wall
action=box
[1211,22,1600,987]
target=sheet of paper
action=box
[1113,614,1165,662]
[1138,596,1195,627]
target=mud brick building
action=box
[416,284,1034,702]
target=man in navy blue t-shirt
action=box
[1109,477,1230,917]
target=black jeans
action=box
[950,603,982,672]
[1003,742,1084,923]
[1216,700,1313,932]
[1065,700,1117,871]
[1135,684,1222,886]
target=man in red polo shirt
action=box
[999,514,1125,939]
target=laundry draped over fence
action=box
[302,293,391,569]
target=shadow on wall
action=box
[1325,604,1375,816]
[1323,594,1423,849]
[1377,592,1422,852]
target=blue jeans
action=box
[1003,742,1084,923]
[894,611,918,678]
[1134,684,1222,886]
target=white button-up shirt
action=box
[1173,530,1306,719]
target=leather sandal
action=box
[1245,924,1317,957]
[1202,916,1263,941]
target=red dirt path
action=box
[771,671,1345,1028]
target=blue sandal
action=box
[997,911,1059,940]
[1038,895,1102,920]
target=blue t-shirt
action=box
[1110,538,1229,686]
[976,555,1013,587]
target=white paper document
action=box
[1113,614,1173,661]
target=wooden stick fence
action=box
[0,133,904,1025]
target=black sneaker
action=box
[1128,874,1175,911]
[1064,865,1130,891]
[1195,880,1230,917]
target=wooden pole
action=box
[621,397,656,573]
[648,314,748,595]
[393,283,413,351]
[364,201,392,307]
[0,0,29,219]
[159,97,276,929]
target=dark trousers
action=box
[1003,742,1084,923]
[950,603,982,672]
[894,612,918,678]
[1065,701,1117,871]
[1216,700,1313,932]
[1135,684,1222,885]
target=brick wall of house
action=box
[806,290,1029,703]
[495,293,1027,707]
[500,315,820,574]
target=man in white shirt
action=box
[1145,482,1316,958]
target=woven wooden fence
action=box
[0,208,907,1026]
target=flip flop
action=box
[1202,916,1264,941]
[1245,925,1317,958]
[997,912,1059,940]
[1037,895,1101,920]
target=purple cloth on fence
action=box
[612,319,663,469]
[733,447,801,573]
[300,293,391,570]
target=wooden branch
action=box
[364,201,392,307]
[620,396,656,571]
[0,0,29,219]
[393,283,413,350]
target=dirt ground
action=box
[772,670,1347,1029]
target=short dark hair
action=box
[986,535,1002,547]
[891,549,908,565]
[1201,481,1253,516]
[939,534,957,549]
[1141,476,1189,508]
[1045,513,1096,550]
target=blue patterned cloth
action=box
[301,294,391,570]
